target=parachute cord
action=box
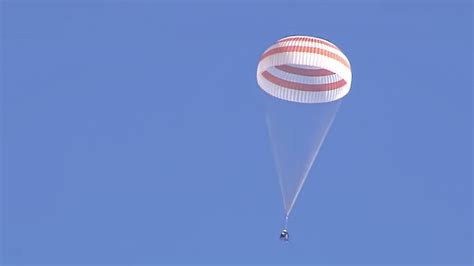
[285,215,289,229]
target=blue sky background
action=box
[1,1,472,265]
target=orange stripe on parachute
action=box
[260,46,350,69]
[262,71,347,92]
[275,65,335,77]
[278,36,340,50]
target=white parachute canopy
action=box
[257,36,352,218]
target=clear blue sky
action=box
[1,1,472,265]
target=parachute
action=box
[256,36,352,224]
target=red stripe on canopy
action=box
[278,36,340,50]
[275,65,335,77]
[262,71,346,92]
[260,46,350,69]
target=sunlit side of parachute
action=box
[256,36,352,232]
